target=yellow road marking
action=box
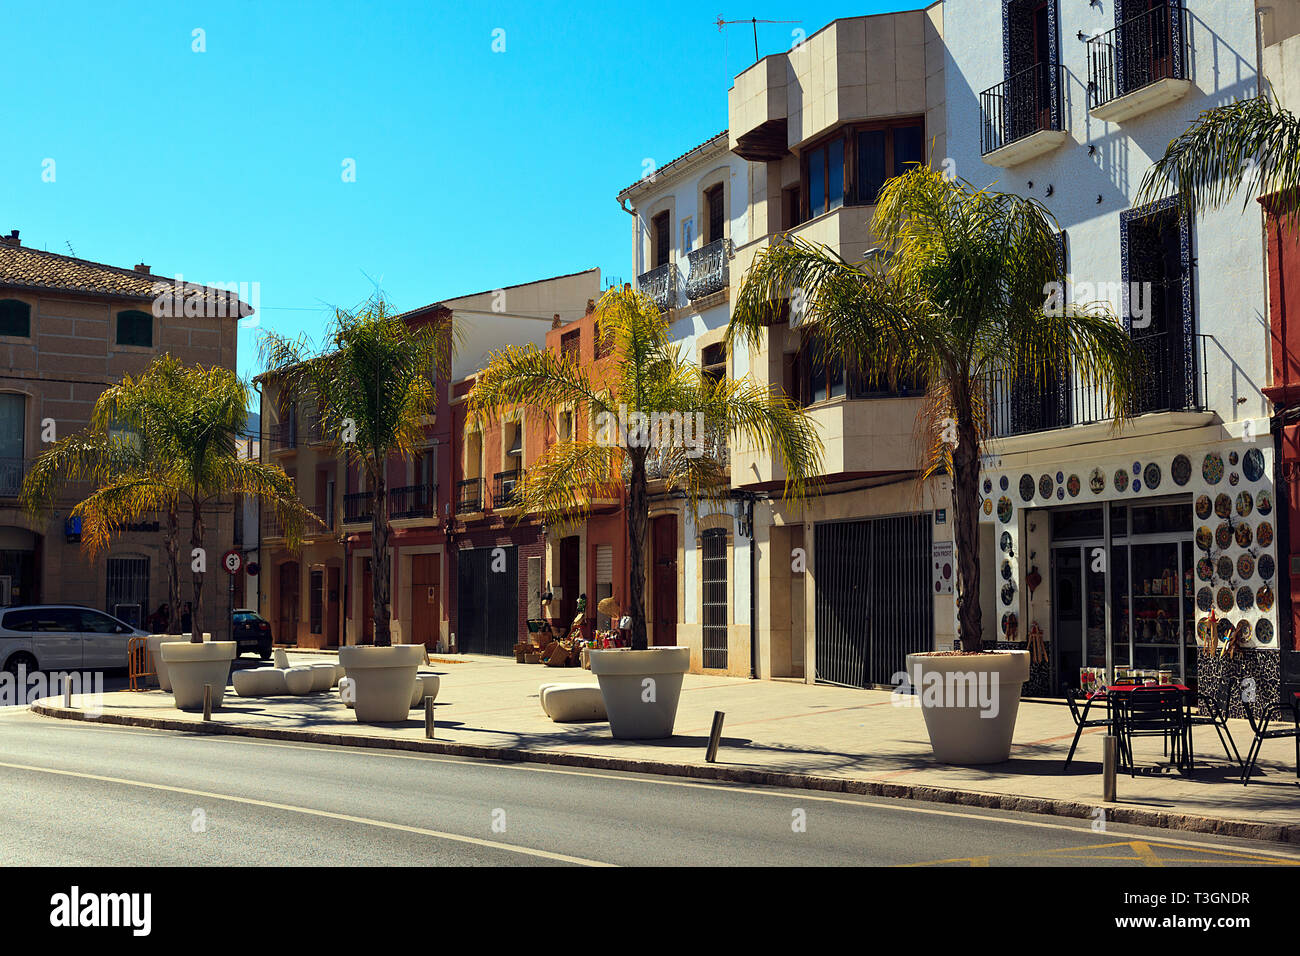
[0,758,613,867]
[1131,841,1166,867]
[904,838,1300,867]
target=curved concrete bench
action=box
[284,666,315,695]
[273,648,291,668]
[309,663,337,692]
[332,663,347,684]
[410,674,440,708]
[232,668,290,697]
[539,683,607,722]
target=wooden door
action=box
[560,536,581,627]
[652,516,678,646]
[326,567,340,647]
[277,562,299,646]
[411,553,441,649]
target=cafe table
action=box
[1088,683,1194,775]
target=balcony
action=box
[309,501,335,533]
[269,421,297,453]
[1087,3,1190,123]
[984,332,1207,439]
[456,477,484,515]
[636,263,677,313]
[390,483,437,520]
[643,430,729,480]
[262,512,285,541]
[492,470,523,509]
[685,239,733,302]
[0,457,29,498]
[343,491,372,524]
[980,62,1067,167]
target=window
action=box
[595,544,613,630]
[702,343,726,386]
[107,555,149,627]
[0,393,24,495]
[652,212,671,269]
[80,610,126,634]
[801,119,924,217]
[705,184,725,244]
[558,409,574,443]
[115,310,153,348]
[310,569,324,634]
[807,136,845,218]
[855,122,924,205]
[701,529,728,669]
[0,299,30,338]
[796,342,923,406]
[561,329,581,364]
[783,185,803,231]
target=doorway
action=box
[277,562,300,646]
[326,567,340,647]
[410,553,441,649]
[559,535,581,626]
[1051,544,1107,692]
[652,516,678,646]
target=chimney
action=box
[2,230,19,247]
[134,263,151,274]
[551,313,562,329]
[585,298,595,315]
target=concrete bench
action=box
[284,666,316,695]
[232,668,289,697]
[539,683,607,722]
[410,674,440,708]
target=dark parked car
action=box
[231,609,273,660]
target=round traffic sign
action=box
[222,549,243,575]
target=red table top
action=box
[1088,683,1190,699]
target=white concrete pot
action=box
[160,640,236,711]
[147,634,190,692]
[339,644,425,722]
[588,646,690,739]
[410,674,441,708]
[905,650,1030,765]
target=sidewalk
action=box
[34,652,1300,842]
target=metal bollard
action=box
[1102,735,1117,803]
[424,696,435,739]
[202,684,213,722]
[63,675,72,708]
[705,711,725,763]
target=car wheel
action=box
[4,651,38,677]
[259,646,272,661]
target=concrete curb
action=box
[30,702,1298,845]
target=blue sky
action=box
[3,0,915,393]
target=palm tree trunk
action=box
[189,497,206,643]
[371,473,392,647]
[952,414,984,652]
[165,503,181,635]
[626,449,649,650]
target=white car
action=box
[0,605,148,673]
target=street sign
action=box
[222,549,243,576]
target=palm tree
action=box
[22,356,313,641]
[469,285,823,650]
[1137,92,1300,214]
[259,296,456,647]
[729,166,1146,652]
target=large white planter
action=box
[588,646,690,739]
[147,634,190,692]
[338,644,424,722]
[905,650,1030,765]
[160,640,236,712]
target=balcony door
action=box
[1124,203,1191,414]
[0,393,24,496]
[652,516,678,646]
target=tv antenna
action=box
[716,15,800,63]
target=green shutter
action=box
[116,310,153,347]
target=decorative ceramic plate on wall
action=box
[1236,586,1254,611]
[1257,619,1275,644]
[1237,554,1255,580]
[997,496,1013,524]
[1257,586,1275,613]
[1195,495,1212,520]
[1019,474,1035,502]
[1229,472,1240,486]
[1000,475,1009,491]
[1217,556,1234,581]
[1228,451,1240,467]
[1067,474,1080,497]
[1196,587,1213,612]
[1234,620,1252,644]
[1197,619,1212,646]
[1001,559,1013,580]
[1216,523,1234,549]
[1236,491,1253,517]
[1214,494,1232,519]
[983,478,992,494]
[983,498,993,515]
[1217,587,1235,612]
[1001,581,1016,605]
[1243,448,1265,482]
[1114,469,1129,492]
[1196,527,1213,551]
[1235,523,1253,548]
[1000,531,1013,554]
[1259,554,1275,579]
[1196,557,1213,582]
[1171,454,1192,486]
[1257,490,1273,515]
[1257,521,1274,547]
[1202,453,1224,485]
[1089,468,1105,493]
[1217,619,1234,641]
[1143,463,1161,490]
[1039,475,1053,499]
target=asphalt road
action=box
[0,708,1296,867]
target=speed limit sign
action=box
[222,549,243,576]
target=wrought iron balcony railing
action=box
[0,457,29,498]
[636,263,677,312]
[310,501,335,532]
[343,491,372,524]
[492,470,523,509]
[980,62,1062,156]
[685,239,732,301]
[456,477,484,515]
[1087,2,1187,110]
[390,483,436,519]
[984,331,1207,439]
[269,420,297,451]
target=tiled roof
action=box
[0,240,251,315]
[618,131,729,199]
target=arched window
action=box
[0,299,31,338]
[116,309,153,347]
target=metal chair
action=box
[1186,677,1242,767]
[1063,689,1120,770]
[1240,693,1300,786]
[1114,687,1189,777]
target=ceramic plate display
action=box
[1019,474,1035,502]
[1197,619,1212,646]
[1257,585,1275,613]
[1257,490,1273,515]
[1237,554,1255,580]
[1000,475,1009,491]
[1237,586,1254,611]
[1216,523,1234,549]
[1057,488,1065,500]
[1257,619,1275,645]
[1217,619,1234,641]
[1039,475,1053,498]
[1143,463,1161,490]
[1194,495,1212,520]
[1001,559,1013,581]
[1000,531,1013,554]
[1114,469,1129,492]
[1258,521,1274,547]
[1214,494,1232,519]
[1067,474,1080,497]
[1056,471,1064,484]
[1089,468,1105,493]
[1217,587,1235,612]
[1000,581,1016,605]
[1171,454,1192,486]
[1259,554,1275,579]
[1202,452,1224,485]
[983,498,993,515]
[1243,448,1265,482]
[997,496,1012,524]
[1195,526,1213,551]
[1228,451,1239,467]
[1236,491,1254,517]
[1229,472,1240,486]
[1216,555,1235,581]
[1234,620,1252,644]
[1001,612,1018,637]
[1235,523,1253,548]
[983,478,992,494]
[1196,557,1214,582]
[1196,587,1213,612]
[1132,480,1142,493]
